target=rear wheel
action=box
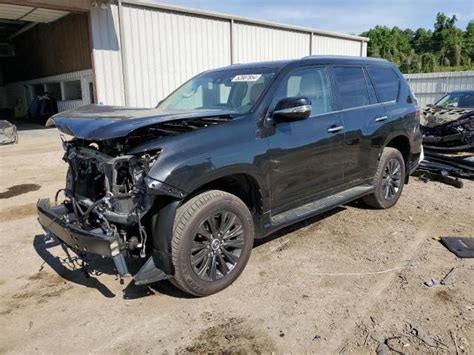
[171,190,254,296]
[363,147,405,209]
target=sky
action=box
[154,0,474,35]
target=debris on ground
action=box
[450,330,460,355]
[376,342,390,355]
[440,236,474,258]
[440,267,457,285]
[0,120,18,145]
[405,322,437,348]
[423,278,439,288]
[415,108,474,187]
[374,323,452,355]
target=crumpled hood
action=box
[420,105,473,128]
[48,104,236,140]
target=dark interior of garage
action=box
[0,4,93,130]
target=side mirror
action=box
[273,96,312,123]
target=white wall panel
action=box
[22,8,69,23]
[121,5,231,107]
[57,99,85,112]
[362,41,368,56]
[0,4,33,20]
[405,71,474,106]
[312,34,362,56]
[90,5,125,106]
[2,69,93,114]
[234,23,310,63]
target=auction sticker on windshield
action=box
[232,74,262,82]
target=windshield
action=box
[157,68,276,113]
[435,92,474,109]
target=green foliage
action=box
[421,53,437,72]
[361,13,474,73]
[464,21,474,64]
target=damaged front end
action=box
[37,138,165,279]
[420,108,474,152]
[415,107,474,187]
[37,107,235,284]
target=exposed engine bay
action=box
[62,139,159,258]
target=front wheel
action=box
[363,147,406,209]
[171,190,254,296]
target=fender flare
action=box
[150,198,181,275]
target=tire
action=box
[363,147,406,209]
[171,190,254,296]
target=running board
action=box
[271,185,374,227]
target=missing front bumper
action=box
[36,198,130,276]
[36,198,171,284]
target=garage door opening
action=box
[0,3,94,132]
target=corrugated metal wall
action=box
[90,3,367,107]
[405,71,474,106]
[312,34,363,56]
[90,5,125,106]
[234,23,310,63]
[362,41,368,57]
[121,6,231,107]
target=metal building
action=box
[0,0,368,117]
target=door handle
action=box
[375,116,388,122]
[327,125,344,133]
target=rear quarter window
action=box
[366,66,400,102]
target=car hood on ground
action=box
[48,104,237,140]
[420,105,473,128]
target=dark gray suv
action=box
[37,56,422,296]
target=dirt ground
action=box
[0,129,473,354]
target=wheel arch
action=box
[148,172,265,276]
[182,172,265,218]
[384,134,411,182]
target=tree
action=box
[362,26,397,61]
[421,53,437,72]
[413,28,432,53]
[361,25,412,66]
[432,12,464,66]
[464,21,474,62]
[360,12,473,73]
[391,26,413,64]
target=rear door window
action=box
[366,66,400,102]
[333,67,370,110]
[275,67,333,115]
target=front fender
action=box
[141,117,269,194]
[151,160,267,195]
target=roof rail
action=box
[301,55,390,62]
[302,55,362,59]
